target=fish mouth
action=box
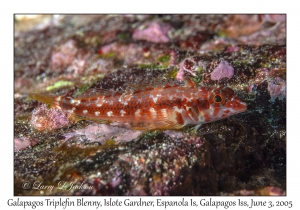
[231,100,247,114]
[239,102,247,112]
[230,96,247,112]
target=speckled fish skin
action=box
[29,83,247,130]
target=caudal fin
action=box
[28,93,57,107]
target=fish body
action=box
[29,82,247,130]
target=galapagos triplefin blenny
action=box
[29,80,247,130]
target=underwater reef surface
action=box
[14,14,286,195]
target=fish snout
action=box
[233,97,247,112]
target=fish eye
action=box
[214,95,222,103]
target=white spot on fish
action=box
[174,106,183,113]
[83,110,88,114]
[150,92,161,104]
[96,97,105,107]
[135,109,141,117]
[120,110,126,117]
[119,93,133,104]
[70,107,76,113]
[149,107,157,118]
[107,111,113,117]
[56,96,62,102]
[95,111,100,116]
[152,96,158,103]
[161,108,168,118]
[73,100,81,106]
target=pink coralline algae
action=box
[51,40,78,68]
[133,21,172,43]
[164,130,184,140]
[225,45,239,53]
[267,77,286,102]
[99,43,145,65]
[248,68,286,102]
[98,42,171,66]
[30,104,69,131]
[86,58,114,73]
[176,57,206,81]
[210,61,234,81]
[169,50,178,66]
[248,68,270,92]
[14,137,38,152]
[51,39,87,74]
[64,123,142,144]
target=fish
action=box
[29,80,247,130]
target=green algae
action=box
[192,67,204,84]
[138,63,168,70]
[157,54,170,63]
[166,68,179,79]
[73,83,92,97]
[14,113,31,122]
[104,139,116,146]
[46,81,74,91]
[138,130,162,142]
[73,75,105,97]
[98,52,115,59]
[118,32,130,42]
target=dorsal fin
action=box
[74,88,117,99]
[123,77,171,90]
[73,77,186,99]
[184,78,197,88]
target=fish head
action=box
[207,87,247,121]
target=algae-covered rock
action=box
[14,15,286,196]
